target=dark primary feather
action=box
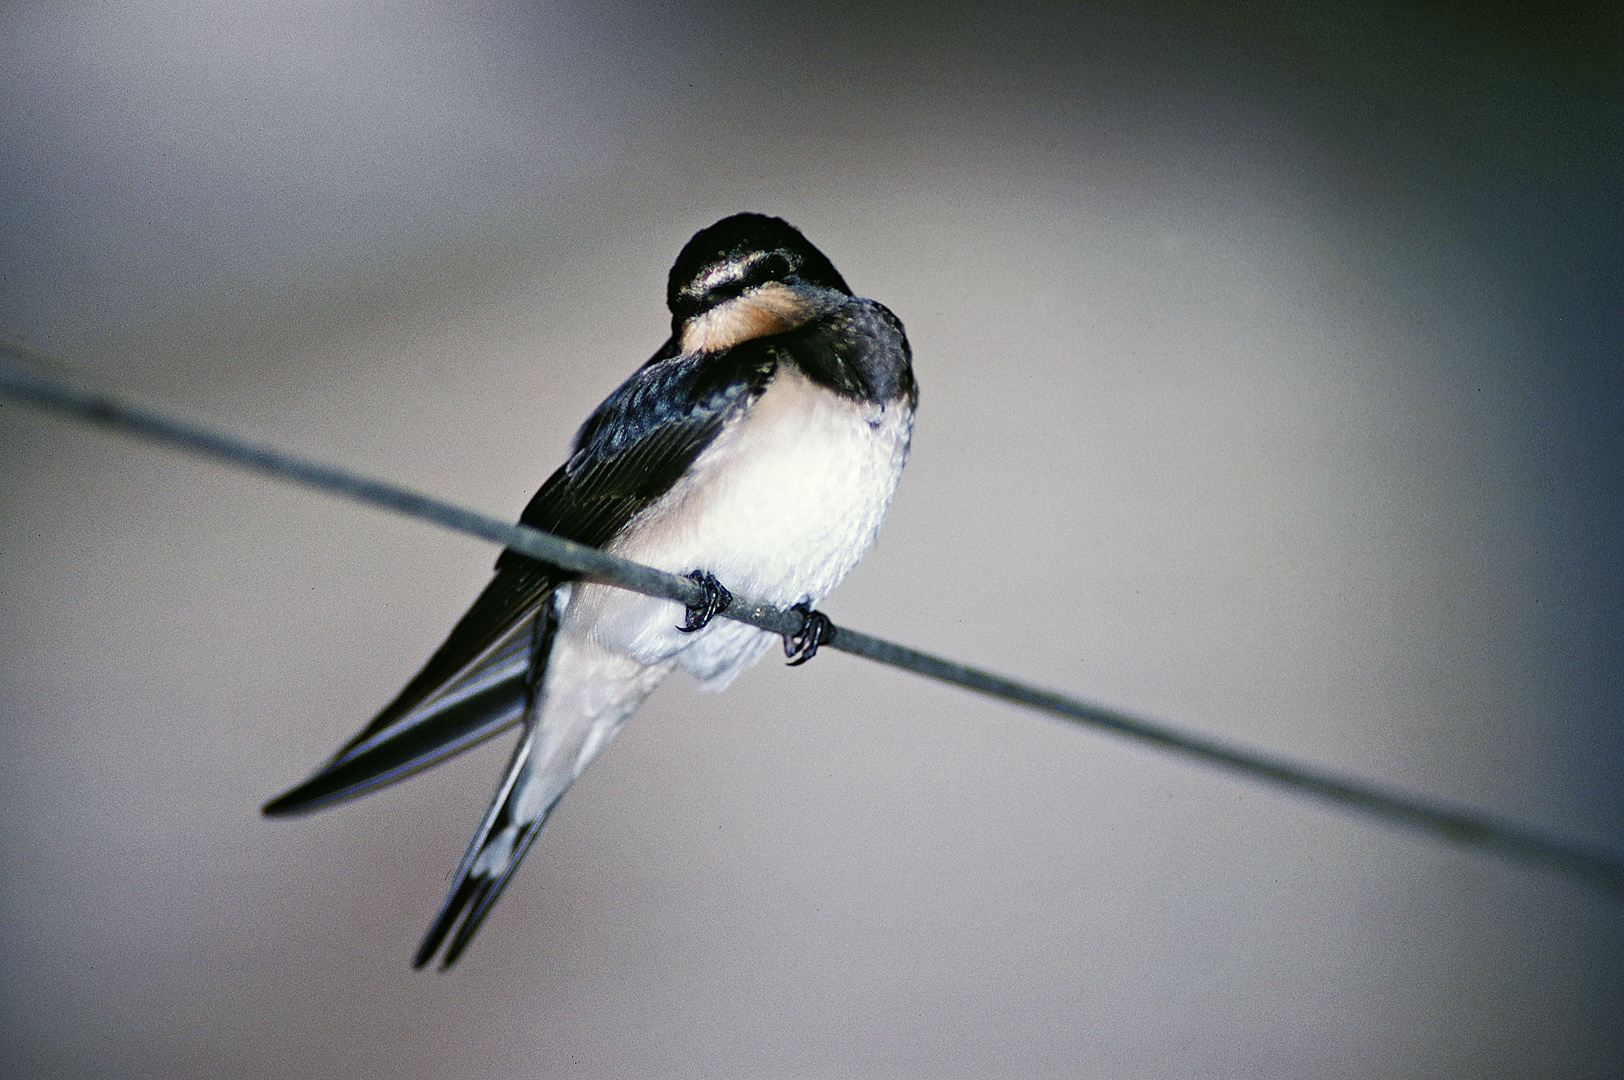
[260,656,531,815]
[342,562,556,755]
[261,342,779,817]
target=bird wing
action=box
[261,341,778,816]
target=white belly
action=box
[565,363,914,689]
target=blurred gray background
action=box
[3,2,1622,1077]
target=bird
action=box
[262,213,917,969]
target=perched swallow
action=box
[263,213,917,969]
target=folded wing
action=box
[262,341,779,817]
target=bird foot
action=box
[677,570,733,632]
[783,602,835,665]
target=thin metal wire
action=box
[3,351,1621,899]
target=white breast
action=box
[569,363,913,688]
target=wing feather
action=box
[262,342,777,816]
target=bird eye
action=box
[758,252,794,281]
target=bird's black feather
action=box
[502,341,779,567]
[262,342,779,816]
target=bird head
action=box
[667,214,852,353]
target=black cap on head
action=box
[667,213,851,321]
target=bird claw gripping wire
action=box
[783,601,835,665]
[677,570,733,632]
